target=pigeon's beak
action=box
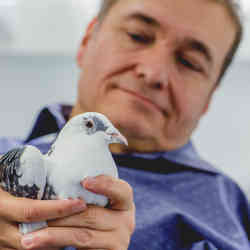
[106,128,128,146]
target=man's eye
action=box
[177,55,202,72]
[128,33,152,44]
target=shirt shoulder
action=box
[0,103,70,155]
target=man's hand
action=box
[0,188,87,250]
[21,175,135,250]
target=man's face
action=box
[75,0,236,152]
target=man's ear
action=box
[77,17,98,67]
[202,85,218,115]
[202,102,210,115]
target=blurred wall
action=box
[192,60,250,195]
[0,55,78,138]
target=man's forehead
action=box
[113,0,235,38]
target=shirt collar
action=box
[25,103,218,173]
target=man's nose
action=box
[134,46,170,90]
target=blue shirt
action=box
[1,103,249,250]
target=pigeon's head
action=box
[67,112,128,146]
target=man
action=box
[0,0,249,249]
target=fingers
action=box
[0,248,17,250]
[0,220,22,249]
[0,188,87,223]
[18,175,135,250]
[21,227,129,250]
[50,204,135,235]
[82,175,134,211]
[49,205,122,231]
[0,176,135,250]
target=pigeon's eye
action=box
[86,121,94,129]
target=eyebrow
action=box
[125,12,160,28]
[125,12,214,65]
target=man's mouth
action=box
[119,88,166,115]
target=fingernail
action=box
[83,176,97,188]
[72,201,87,213]
[21,234,34,248]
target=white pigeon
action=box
[0,112,128,234]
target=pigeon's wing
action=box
[0,145,47,200]
[41,158,57,200]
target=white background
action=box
[0,0,250,196]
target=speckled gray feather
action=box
[0,145,47,234]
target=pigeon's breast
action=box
[47,146,118,203]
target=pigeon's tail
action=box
[19,221,48,234]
